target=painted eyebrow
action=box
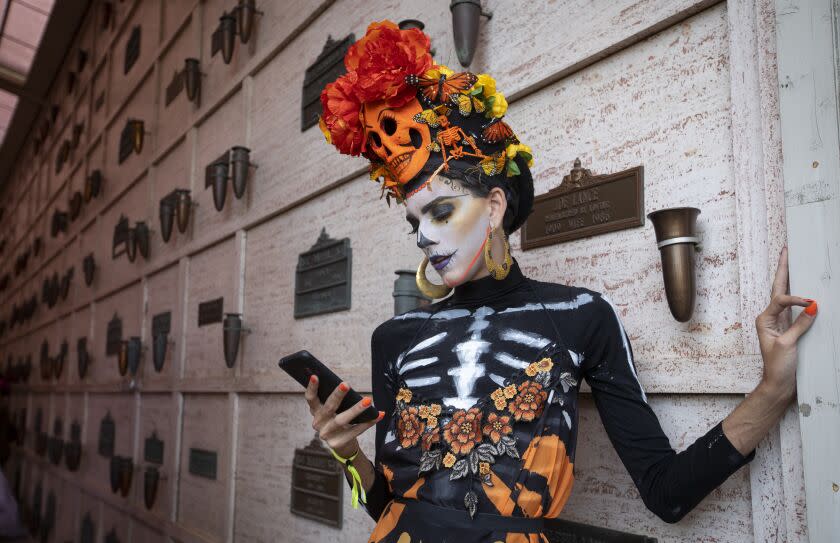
[405,195,467,222]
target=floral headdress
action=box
[319,20,534,206]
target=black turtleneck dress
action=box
[360,257,755,543]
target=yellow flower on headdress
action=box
[318,116,332,144]
[505,143,534,167]
[474,74,496,98]
[489,92,507,117]
[424,64,454,80]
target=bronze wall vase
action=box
[175,189,192,233]
[83,253,95,286]
[77,337,90,379]
[65,421,82,472]
[69,191,83,220]
[647,207,701,322]
[159,195,175,243]
[51,209,68,237]
[109,455,121,493]
[32,236,42,256]
[144,466,159,509]
[119,456,134,497]
[151,312,171,372]
[236,0,263,44]
[60,268,74,300]
[85,170,103,202]
[230,146,255,199]
[39,341,50,381]
[72,122,84,149]
[126,336,142,377]
[184,58,201,103]
[117,341,129,376]
[210,160,229,211]
[219,12,236,64]
[223,313,247,368]
[48,418,63,466]
[450,0,493,67]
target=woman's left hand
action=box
[754,246,818,399]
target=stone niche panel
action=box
[84,393,135,496]
[95,173,150,294]
[564,394,752,541]
[89,60,109,138]
[108,0,160,112]
[71,305,92,386]
[508,4,741,382]
[136,393,177,516]
[234,393,377,541]
[201,0,255,102]
[184,237,237,380]
[248,0,449,218]
[92,283,143,385]
[157,15,197,146]
[162,0,194,45]
[242,172,413,388]
[193,90,244,234]
[101,500,132,543]
[178,394,230,541]
[151,142,190,253]
[144,263,182,382]
[106,75,155,192]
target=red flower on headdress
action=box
[320,71,365,156]
[345,20,433,107]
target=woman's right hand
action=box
[305,375,384,457]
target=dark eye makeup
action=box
[406,204,454,235]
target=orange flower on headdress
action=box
[344,20,433,107]
[319,71,365,156]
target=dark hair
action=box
[413,154,534,237]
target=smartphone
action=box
[279,350,379,424]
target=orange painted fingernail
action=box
[361,397,372,407]
[804,301,818,316]
[309,375,317,383]
[378,411,385,419]
[339,382,349,392]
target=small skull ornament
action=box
[362,98,431,184]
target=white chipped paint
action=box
[568,350,583,367]
[498,292,595,315]
[494,351,530,370]
[563,410,572,429]
[404,375,441,388]
[500,328,552,348]
[489,373,507,386]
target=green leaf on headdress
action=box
[519,151,532,163]
[506,160,521,177]
[470,86,484,96]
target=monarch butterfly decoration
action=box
[480,118,516,144]
[406,71,478,105]
[457,93,486,117]
[479,152,507,176]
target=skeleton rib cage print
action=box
[360,257,755,543]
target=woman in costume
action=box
[306,21,819,543]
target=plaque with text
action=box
[521,159,644,250]
[188,448,217,479]
[301,34,354,131]
[294,228,351,319]
[290,436,342,528]
[106,313,122,356]
[144,432,164,465]
[124,26,141,74]
[198,298,224,326]
[165,69,184,107]
[98,412,115,458]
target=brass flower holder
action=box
[184,58,202,104]
[77,337,90,379]
[230,146,256,199]
[83,253,96,286]
[223,313,250,368]
[450,0,493,67]
[175,189,193,233]
[647,207,702,322]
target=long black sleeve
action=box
[582,291,756,524]
[361,323,396,521]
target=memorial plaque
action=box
[144,432,164,465]
[124,26,141,74]
[290,436,343,527]
[294,228,351,319]
[204,150,230,188]
[188,448,217,479]
[165,69,184,107]
[98,412,115,458]
[301,34,355,131]
[80,513,95,543]
[152,312,171,336]
[197,298,224,327]
[112,214,130,257]
[521,159,644,250]
[118,121,135,164]
[106,313,123,356]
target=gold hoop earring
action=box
[484,224,512,280]
[416,256,452,299]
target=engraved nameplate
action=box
[152,312,171,336]
[124,26,141,74]
[301,34,355,131]
[188,448,217,479]
[521,160,644,250]
[197,298,224,327]
[165,69,184,107]
[294,228,351,318]
[98,413,115,458]
[290,437,342,527]
[106,313,122,356]
[144,432,164,465]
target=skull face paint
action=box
[405,175,490,288]
[362,98,430,184]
